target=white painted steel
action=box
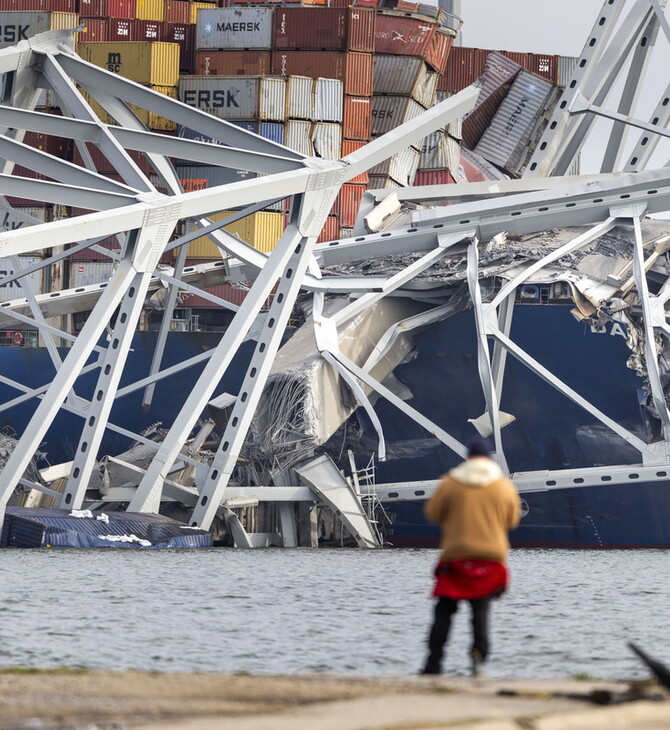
[0,255,42,301]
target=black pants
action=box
[424,597,491,672]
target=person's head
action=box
[467,435,492,459]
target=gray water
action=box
[0,548,667,680]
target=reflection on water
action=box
[1,548,667,679]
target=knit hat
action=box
[467,435,492,458]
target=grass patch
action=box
[0,666,89,675]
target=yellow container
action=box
[190,1,215,24]
[134,0,164,21]
[188,210,286,257]
[77,42,179,87]
[82,86,178,131]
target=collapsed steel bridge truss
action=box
[1,0,670,545]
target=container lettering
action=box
[182,88,240,108]
[107,52,122,72]
[0,25,29,42]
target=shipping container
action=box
[311,122,341,160]
[341,138,368,184]
[314,77,343,122]
[285,119,313,157]
[195,7,273,50]
[259,76,286,121]
[273,7,374,52]
[335,183,366,227]
[78,0,134,18]
[164,23,195,73]
[78,42,179,86]
[343,95,371,140]
[413,168,456,186]
[0,256,43,303]
[69,261,116,288]
[374,14,435,57]
[133,19,163,41]
[418,129,448,170]
[172,167,257,194]
[371,95,424,136]
[82,85,178,130]
[0,0,75,11]
[179,283,248,309]
[163,0,189,24]
[134,0,163,21]
[425,28,453,74]
[557,55,578,87]
[179,75,260,120]
[77,18,105,42]
[194,49,270,76]
[373,55,437,107]
[286,75,312,120]
[474,70,555,175]
[367,174,401,189]
[440,45,487,92]
[369,145,420,186]
[0,11,78,49]
[190,1,213,25]
[317,215,339,244]
[474,52,521,111]
[188,210,285,256]
[461,82,510,150]
[104,17,133,41]
[24,130,72,160]
[271,50,373,97]
[72,142,155,175]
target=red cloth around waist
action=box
[432,559,508,600]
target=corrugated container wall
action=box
[285,120,313,156]
[314,77,343,122]
[311,122,341,159]
[0,12,78,48]
[164,0,189,25]
[189,210,285,256]
[179,76,260,120]
[368,174,400,189]
[190,1,211,24]
[425,28,453,74]
[374,15,435,56]
[341,139,368,184]
[78,18,105,42]
[271,51,373,97]
[259,77,286,121]
[474,71,555,174]
[419,130,450,170]
[373,55,437,107]
[286,75,312,120]
[0,256,42,302]
[336,183,366,227]
[134,0,163,21]
[343,95,371,140]
[369,145,420,186]
[557,55,578,87]
[78,42,179,86]
[173,166,256,190]
[317,216,340,244]
[413,169,456,186]
[372,96,425,136]
[195,50,270,76]
[69,262,116,288]
[195,8,273,50]
[273,7,374,52]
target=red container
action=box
[528,52,558,83]
[439,46,487,92]
[165,23,195,72]
[72,143,156,176]
[78,0,106,17]
[273,7,375,52]
[341,139,368,184]
[195,50,270,76]
[163,0,189,24]
[105,17,134,40]
[413,169,455,186]
[374,14,435,57]
[24,131,73,160]
[78,18,106,41]
[336,183,366,228]
[317,215,340,244]
[179,284,248,309]
[343,96,371,141]
[355,0,380,6]
[0,0,75,9]
[271,50,373,96]
[425,28,452,74]
[107,0,135,19]
[134,19,163,41]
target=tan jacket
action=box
[425,457,521,563]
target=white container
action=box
[0,11,79,50]
[313,77,343,123]
[286,75,313,120]
[259,77,286,121]
[420,130,449,170]
[312,122,341,160]
[371,96,425,136]
[0,255,43,302]
[195,7,274,50]
[69,262,116,288]
[369,146,421,186]
[179,76,260,120]
[373,56,438,108]
[285,120,313,157]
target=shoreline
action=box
[0,669,668,729]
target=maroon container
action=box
[317,215,340,244]
[461,82,510,150]
[78,18,106,41]
[179,283,249,309]
[413,169,455,186]
[374,14,435,57]
[165,23,195,73]
[78,0,106,17]
[24,131,73,160]
[336,183,366,228]
[107,0,135,19]
[273,7,375,52]
[72,143,156,176]
[0,0,75,9]
[271,50,373,97]
[195,50,270,76]
[439,46,487,92]
[425,28,452,74]
[105,17,134,40]
[529,52,558,83]
[163,0,189,24]
[134,19,163,41]
[343,96,371,141]
[341,139,368,184]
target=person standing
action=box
[421,436,521,676]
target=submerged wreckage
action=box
[2,1,670,547]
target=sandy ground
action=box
[0,669,668,730]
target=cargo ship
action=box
[2,0,669,549]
